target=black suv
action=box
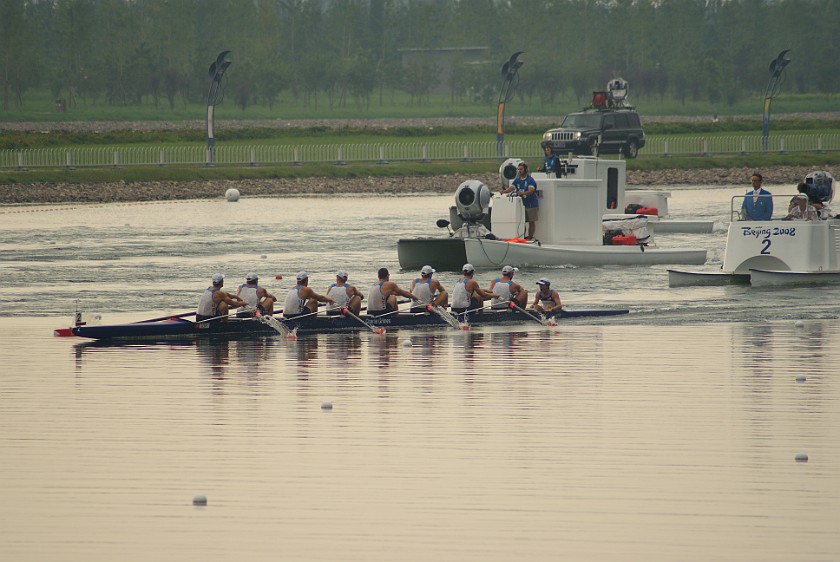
[541,107,645,159]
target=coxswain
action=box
[367,267,417,316]
[451,264,498,314]
[196,273,249,322]
[236,272,276,316]
[325,271,363,316]
[409,265,448,313]
[283,271,335,318]
[489,265,528,310]
[532,277,563,314]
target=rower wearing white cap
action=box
[490,265,528,310]
[325,271,363,316]
[532,277,563,314]
[236,272,276,316]
[451,264,499,314]
[367,267,417,316]
[283,271,335,318]
[410,265,448,313]
[196,273,249,322]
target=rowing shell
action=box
[70,308,629,341]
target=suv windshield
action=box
[560,113,602,128]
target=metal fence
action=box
[2,134,838,170]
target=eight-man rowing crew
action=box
[196,264,564,322]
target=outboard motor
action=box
[804,171,835,203]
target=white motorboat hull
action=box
[465,238,707,268]
[748,269,840,287]
[667,269,750,287]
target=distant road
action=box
[2,113,838,133]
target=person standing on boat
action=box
[489,265,528,310]
[236,272,276,316]
[741,173,773,221]
[538,144,561,175]
[325,271,363,316]
[196,273,249,322]
[451,263,499,314]
[283,271,335,318]
[367,268,417,316]
[531,278,563,314]
[500,161,539,239]
[410,265,449,313]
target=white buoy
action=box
[193,494,208,506]
[225,188,240,202]
[321,401,333,410]
[796,375,806,382]
[794,320,804,328]
[795,452,809,462]
[402,338,413,347]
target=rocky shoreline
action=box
[2,164,837,205]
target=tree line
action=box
[1,0,837,113]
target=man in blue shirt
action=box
[741,172,773,220]
[500,161,539,240]
[538,145,561,175]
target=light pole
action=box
[496,51,524,159]
[206,50,232,165]
[762,49,791,152]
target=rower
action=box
[283,271,335,318]
[367,267,417,316]
[532,277,563,314]
[196,273,249,322]
[236,272,276,317]
[409,265,448,313]
[489,265,528,310]
[451,263,499,314]
[325,271,363,316]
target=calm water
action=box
[1,186,838,561]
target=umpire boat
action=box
[668,171,840,287]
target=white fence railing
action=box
[2,135,838,169]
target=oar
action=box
[426,304,469,330]
[136,311,196,323]
[342,307,386,334]
[509,301,557,327]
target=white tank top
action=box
[491,279,512,306]
[451,279,471,308]
[197,287,218,316]
[283,286,306,315]
[412,278,434,304]
[239,284,259,307]
[326,284,350,311]
[367,282,387,312]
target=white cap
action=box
[501,265,514,275]
[296,271,309,281]
[536,278,551,286]
[462,264,475,274]
[336,271,348,279]
[245,272,258,281]
[212,273,225,284]
[420,265,435,276]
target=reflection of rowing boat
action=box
[71,308,629,341]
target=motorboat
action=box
[399,156,708,270]
[668,171,840,287]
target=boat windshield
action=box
[561,113,602,128]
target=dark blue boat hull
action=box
[71,308,629,341]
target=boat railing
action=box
[2,133,840,170]
[730,193,804,221]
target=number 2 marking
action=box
[760,239,771,254]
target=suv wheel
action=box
[624,140,639,159]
